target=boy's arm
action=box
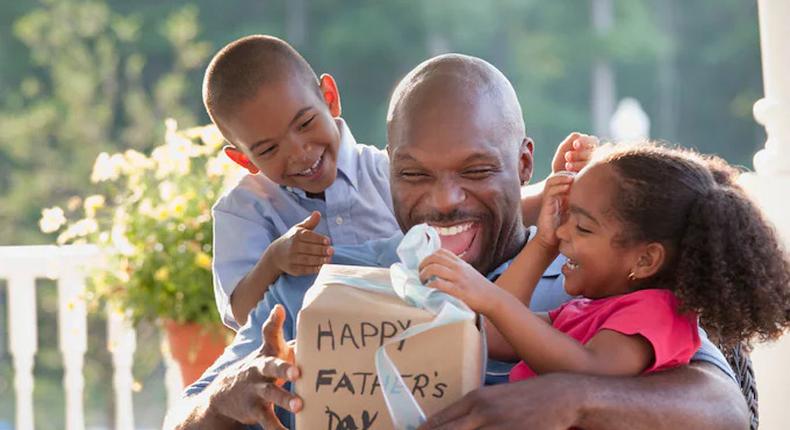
[231,211,332,326]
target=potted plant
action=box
[40,119,245,386]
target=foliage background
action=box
[0,0,764,427]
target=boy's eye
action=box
[258,144,277,157]
[399,171,429,180]
[299,115,316,130]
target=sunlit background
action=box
[0,0,771,428]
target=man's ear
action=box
[224,146,259,174]
[319,73,342,117]
[631,242,666,280]
[518,137,535,185]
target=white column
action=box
[738,1,790,428]
[160,332,185,412]
[107,308,137,430]
[7,273,37,430]
[58,270,87,430]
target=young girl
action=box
[419,142,790,380]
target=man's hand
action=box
[552,132,598,173]
[208,305,303,429]
[270,211,333,276]
[418,373,581,430]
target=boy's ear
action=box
[518,137,535,185]
[319,73,342,117]
[224,146,259,174]
[631,242,666,280]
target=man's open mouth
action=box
[292,151,324,178]
[431,222,479,257]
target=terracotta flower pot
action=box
[164,320,230,387]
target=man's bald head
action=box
[386,54,525,151]
[202,35,320,125]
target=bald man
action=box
[165,54,747,430]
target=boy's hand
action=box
[418,249,498,315]
[270,211,333,276]
[535,173,573,251]
[552,132,598,173]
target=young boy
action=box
[203,35,595,329]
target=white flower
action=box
[111,224,135,256]
[158,181,176,201]
[83,195,105,217]
[39,206,67,233]
[199,124,225,149]
[91,152,127,183]
[56,218,98,244]
[123,149,154,172]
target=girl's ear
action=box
[631,242,666,280]
[224,146,259,174]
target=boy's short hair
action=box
[202,35,320,125]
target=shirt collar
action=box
[334,117,359,190]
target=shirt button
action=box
[335,216,344,225]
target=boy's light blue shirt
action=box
[186,232,736,429]
[212,118,399,329]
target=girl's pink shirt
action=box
[509,288,701,382]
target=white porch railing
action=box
[0,245,183,430]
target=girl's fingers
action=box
[565,161,589,172]
[419,262,458,285]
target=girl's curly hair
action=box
[597,142,790,348]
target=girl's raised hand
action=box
[418,248,497,314]
[552,132,599,173]
[535,173,574,251]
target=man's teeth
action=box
[433,223,473,236]
[296,156,322,176]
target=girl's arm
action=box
[486,286,653,376]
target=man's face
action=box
[219,78,340,194]
[388,91,533,274]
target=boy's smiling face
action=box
[218,75,342,194]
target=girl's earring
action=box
[628,271,637,281]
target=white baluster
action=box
[58,269,87,430]
[741,2,790,428]
[7,273,37,430]
[107,308,136,430]
[160,333,185,412]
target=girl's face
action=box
[556,164,644,298]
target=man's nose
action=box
[429,177,466,213]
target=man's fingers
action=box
[419,394,481,430]
[254,381,302,411]
[260,305,287,355]
[256,403,288,430]
[565,161,589,172]
[296,210,322,230]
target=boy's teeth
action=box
[297,156,322,176]
[566,260,579,270]
[434,223,472,236]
